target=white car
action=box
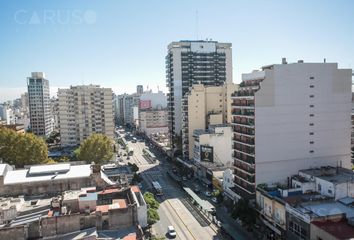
[167,225,176,238]
[204,191,212,197]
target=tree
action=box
[143,192,160,210]
[231,199,256,227]
[147,208,160,225]
[131,173,142,184]
[77,134,113,164]
[0,128,48,168]
[128,162,139,172]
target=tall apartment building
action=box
[58,85,114,146]
[136,85,144,95]
[123,94,140,126]
[182,83,237,160]
[231,59,352,199]
[27,72,53,136]
[166,40,233,139]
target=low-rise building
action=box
[256,166,354,240]
[0,163,108,197]
[139,109,168,136]
[0,186,146,239]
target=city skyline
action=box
[1,0,354,103]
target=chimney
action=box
[282,58,287,64]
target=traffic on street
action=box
[115,127,251,240]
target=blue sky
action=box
[0,0,353,102]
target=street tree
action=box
[77,134,113,164]
[0,128,48,168]
[147,208,160,225]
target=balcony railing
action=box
[233,127,255,136]
[232,118,255,127]
[234,162,255,174]
[233,137,255,145]
[232,109,255,116]
[233,152,255,165]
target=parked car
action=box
[167,225,176,238]
[204,191,212,197]
[182,176,187,181]
[211,197,218,203]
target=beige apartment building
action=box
[58,85,114,146]
[139,109,168,136]
[182,82,238,160]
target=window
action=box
[310,85,314,88]
[310,76,314,80]
[310,105,314,108]
[328,189,332,194]
[310,95,314,98]
[310,150,314,153]
[310,114,314,117]
[309,132,314,135]
[310,141,314,144]
[309,123,314,126]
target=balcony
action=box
[231,91,255,99]
[232,117,255,128]
[234,170,255,183]
[233,126,255,136]
[234,161,255,174]
[232,137,255,146]
[233,152,255,165]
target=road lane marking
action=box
[166,199,197,240]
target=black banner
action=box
[200,145,213,162]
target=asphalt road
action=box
[121,136,219,240]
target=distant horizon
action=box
[1,1,353,102]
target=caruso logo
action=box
[14,9,97,25]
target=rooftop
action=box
[299,167,354,184]
[2,164,92,185]
[299,201,354,219]
[312,220,354,240]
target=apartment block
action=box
[232,60,352,199]
[166,40,233,139]
[182,82,237,160]
[139,109,168,136]
[58,85,114,146]
[27,72,53,136]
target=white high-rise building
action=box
[166,40,233,140]
[27,72,53,136]
[231,59,352,199]
[58,85,114,146]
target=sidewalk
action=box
[216,206,252,240]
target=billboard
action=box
[200,145,213,162]
[139,100,151,109]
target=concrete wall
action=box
[197,126,233,166]
[0,225,27,240]
[255,63,352,185]
[0,176,95,197]
[108,206,136,230]
[41,214,96,237]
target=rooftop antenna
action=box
[195,10,199,40]
[157,85,160,92]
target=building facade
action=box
[27,72,53,136]
[182,83,237,160]
[166,40,233,140]
[139,109,168,136]
[232,60,352,199]
[58,85,114,146]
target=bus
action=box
[152,181,163,196]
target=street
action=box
[118,131,248,240]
